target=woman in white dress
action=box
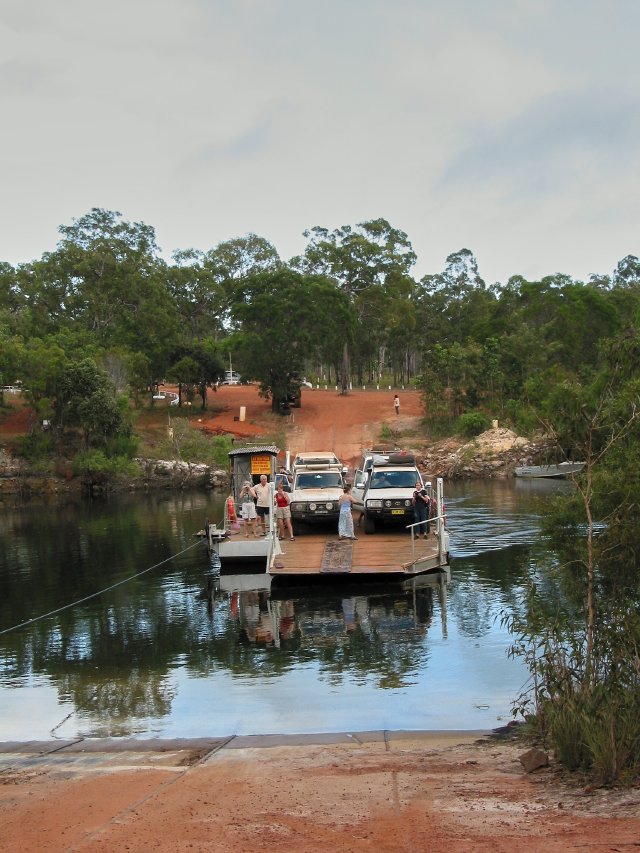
[338,484,357,540]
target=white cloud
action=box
[1,0,639,283]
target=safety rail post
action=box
[436,477,444,565]
[406,520,421,562]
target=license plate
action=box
[391,509,405,515]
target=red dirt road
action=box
[195,385,424,465]
[1,734,638,852]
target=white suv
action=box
[352,450,426,534]
[289,463,346,529]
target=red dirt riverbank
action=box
[1,732,638,852]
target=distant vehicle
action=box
[221,370,241,386]
[301,378,313,388]
[153,390,179,404]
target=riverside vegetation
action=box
[1,208,640,784]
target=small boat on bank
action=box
[514,461,586,479]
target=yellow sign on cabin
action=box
[251,455,272,475]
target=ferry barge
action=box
[206,445,450,581]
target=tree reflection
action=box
[1,493,451,732]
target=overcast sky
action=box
[2,0,639,284]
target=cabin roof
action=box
[228,445,279,457]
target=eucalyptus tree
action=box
[508,328,640,779]
[55,358,132,451]
[166,250,228,342]
[419,340,484,424]
[229,268,352,412]
[167,235,281,346]
[46,208,181,399]
[601,255,640,326]
[612,254,640,288]
[202,234,281,333]
[0,330,24,406]
[0,262,20,319]
[19,337,68,426]
[489,275,621,402]
[291,218,417,392]
[416,248,494,347]
[165,339,225,409]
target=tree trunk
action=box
[341,341,350,395]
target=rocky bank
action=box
[415,427,550,480]
[0,428,552,496]
[0,451,229,496]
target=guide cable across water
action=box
[0,539,205,636]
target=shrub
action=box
[14,431,53,463]
[379,422,397,442]
[545,697,591,771]
[105,433,140,459]
[156,422,233,467]
[455,411,492,438]
[422,414,456,440]
[72,450,139,479]
[504,399,538,435]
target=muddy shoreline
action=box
[2,728,638,852]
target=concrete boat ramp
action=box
[0,730,486,775]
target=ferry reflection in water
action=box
[215,571,448,652]
[1,481,542,739]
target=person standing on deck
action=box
[394,394,400,415]
[338,484,357,540]
[254,474,271,535]
[240,481,258,537]
[275,480,294,541]
[412,480,430,538]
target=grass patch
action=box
[154,421,233,466]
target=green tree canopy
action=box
[229,268,352,411]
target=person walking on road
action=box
[394,394,400,415]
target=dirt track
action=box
[194,384,425,466]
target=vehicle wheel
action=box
[364,515,376,535]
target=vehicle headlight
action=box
[384,500,392,508]
[309,502,317,511]
[367,500,382,509]
[404,499,412,507]
[291,503,303,512]
[325,502,333,510]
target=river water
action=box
[0,479,568,740]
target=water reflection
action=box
[0,481,562,738]
[218,574,445,656]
